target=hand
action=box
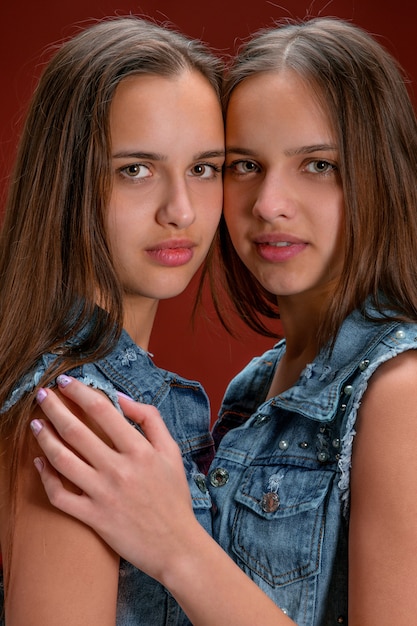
[31,377,196,582]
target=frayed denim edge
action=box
[338,343,417,517]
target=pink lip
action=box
[253,233,307,263]
[146,239,195,267]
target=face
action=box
[107,71,224,305]
[224,70,344,305]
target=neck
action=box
[122,295,159,351]
[266,291,330,398]
[278,295,325,359]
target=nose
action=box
[156,178,196,229]
[252,174,296,222]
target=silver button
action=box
[194,474,207,493]
[209,467,229,487]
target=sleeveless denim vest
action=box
[1,328,214,626]
[208,307,417,625]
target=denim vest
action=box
[1,328,214,626]
[208,307,417,626]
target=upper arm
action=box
[349,349,417,625]
[1,402,120,626]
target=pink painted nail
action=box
[30,419,44,436]
[57,374,72,387]
[33,457,45,473]
[36,388,48,404]
[117,391,134,402]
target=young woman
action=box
[31,17,417,625]
[0,16,225,625]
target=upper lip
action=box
[253,233,306,245]
[146,238,196,251]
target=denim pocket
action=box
[232,465,333,587]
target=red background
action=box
[2,1,417,419]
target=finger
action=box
[39,379,141,454]
[33,456,98,526]
[118,397,181,454]
[35,387,120,466]
[55,376,170,455]
[31,416,98,491]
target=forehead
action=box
[226,70,335,144]
[109,71,224,148]
[111,71,220,116]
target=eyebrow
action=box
[113,151,166,161]
[226,144,337,157]
[112,149,225,160]
[284,144,338,157]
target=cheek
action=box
[197,184,223,232]
[326,201,345,266]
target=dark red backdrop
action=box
[2,1,417,419]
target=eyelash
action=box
[226,160,260,175]
[226,158,338,176]
[304,159,337,175]
[118,163,151,180]
[190,163,223,179]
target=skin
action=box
[30,70,417,624]
[224,71,345,392]
[107,72,224,348]
[1,69,224,626]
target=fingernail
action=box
[117,391,134,402]
[36,388,48,404]
[33,457,44,473]
[30,419,44,436]
[57,374,72,387]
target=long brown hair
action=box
[210,17,417,346]
[0,17,223,462]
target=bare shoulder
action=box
[349,348,417,624]
[352,347,417,495]
[356,348,417,440]
[2,401,119,625]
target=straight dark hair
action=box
[0,16,223,482]
[207,17,417,346]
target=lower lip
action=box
[147,247,194,267]
[256,242,306,263]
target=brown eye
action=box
[190,163,219,179]
[120,163,151,179]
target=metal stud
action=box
[359,359,370,371]
[194,474,207,493]
[395,329,405,340]
[278,440,289,450]
[253,414,271,427]
[343,385,353,396]
[261,492,280,513]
